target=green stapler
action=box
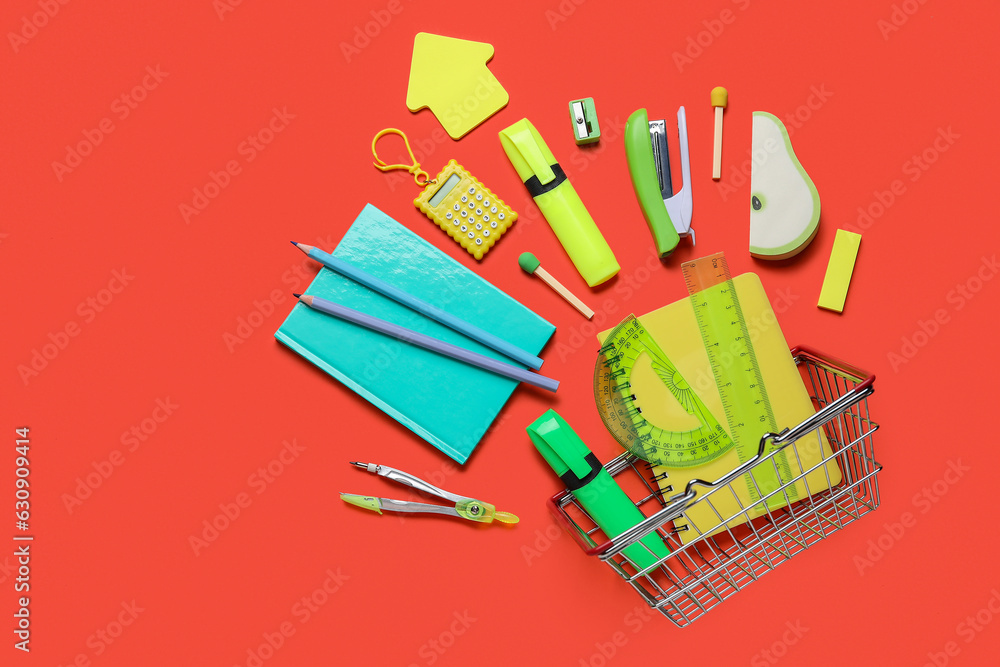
[624,107,693,257]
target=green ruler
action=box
[594,315,733,468]
[680,253,795,509]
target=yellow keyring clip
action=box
[372,128,434,187]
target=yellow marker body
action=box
[818,230,862,312]
[532,182,619,286]
[500,118,619,287]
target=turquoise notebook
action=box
[274,204,555,464]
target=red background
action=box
[3,1,1000,665]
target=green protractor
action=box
[594,315,733,468]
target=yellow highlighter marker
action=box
[499,118,620,287]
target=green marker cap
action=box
[526,409,595,482]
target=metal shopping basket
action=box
[548,346,880,628]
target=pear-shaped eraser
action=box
[749,112,820,259]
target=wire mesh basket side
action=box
[549,349,881,628]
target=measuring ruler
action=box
[594,315,733,468]
[681,252,795,509]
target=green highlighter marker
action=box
[527,410,669,570]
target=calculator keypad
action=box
[412,160,518,260]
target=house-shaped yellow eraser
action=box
[406,33,509,140]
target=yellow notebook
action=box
[598,274,841,545]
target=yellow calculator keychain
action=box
[372,128,517,260]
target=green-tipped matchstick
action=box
[518,253,594,319]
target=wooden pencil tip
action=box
[292,293,302,299]
[290,240,299,246]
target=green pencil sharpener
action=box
[568,98,600,145]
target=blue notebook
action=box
[275,204,555,464]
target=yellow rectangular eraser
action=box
[818,230,862,312]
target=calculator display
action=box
[428,173,461,207]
